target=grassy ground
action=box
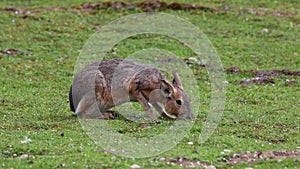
[0,0,299,168]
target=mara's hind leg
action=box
[75,93,102,119]
[99,110,120,119]
[75,95,119,119]
[75,94,101,119]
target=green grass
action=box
[0,0,299,168]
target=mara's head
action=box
[160,72,193,120]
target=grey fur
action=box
[69,58,193,120]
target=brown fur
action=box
[69,58,193,120]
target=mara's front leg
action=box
[151,102,176,119]
[131,91,157,120]
[151,102,166,117]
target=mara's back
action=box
[70,58,164,111]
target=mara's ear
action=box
[160,79,177,97]
[172,71,183,89]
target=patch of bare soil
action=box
[83,1,214,12]
[0,1,214,15]
[254,69,300,77]
[245,8,300,17]
[239,76,275,85]
[226,66,299,85]
[225,66,241,73]
[158,150,300,168]
[159,157,216,169]
[0,48,22,56]
[223,150,300,165]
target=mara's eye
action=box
[176,100,182,105]
[168,97,172,100]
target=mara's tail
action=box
[69,85,75,112]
